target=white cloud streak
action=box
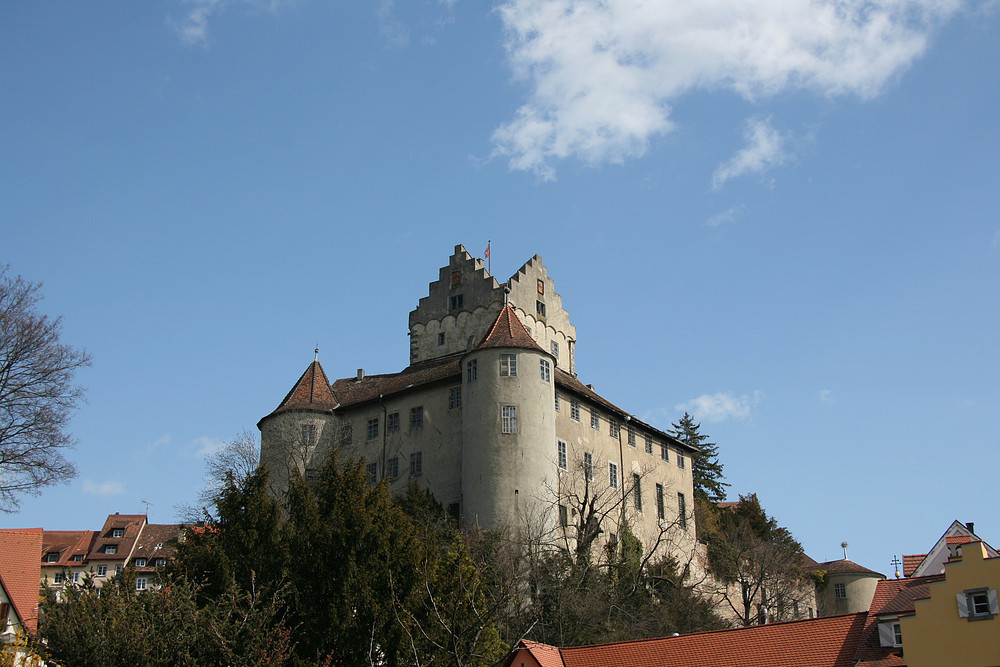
[492,0,968,180]
[169,0,293,47]
[712,117,787,188]
[676,391,762,422]
[83,479,125,496]
[705,204,745,227]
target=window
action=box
[366,417,379,440]
[449,386,462,409]
[591,410,600,429]
[536,300,546,317]
[105,545,117,555]
[500,354,517,376]
[136,578,147,591]
[554,393,560,411]
[301,424,317,446]
[677,452,685,469]
[537,279,544,295]
[893,623,902,646]
[627,426,636,447]
[72,572,80,583]
[559,504,568,527]
[557,441,567,470]
[467,359,477,382]
[959,588,999,620]
[678,493,687,528]
[155,558,166,568]
[834,583,847,599]
[550,341,559,359]
[44,552,59,563]
[660,443,669,462]
[570,400,580,421]
[656,484,665,520]
[502,406,518,434]
[878,621,903,647]
[387,411,400,432]
[438,332,446,346]
[112,528,124,538]
[71,554,84,563]
[53,572,65,584]
[609,422,620,438]
[97,565,107,577]
[632,473,642,510]
[609,462,619,489]
[341,424,353,445]
[386,456,399,480]
[539,359,551,382]
[410,406,423,429]
[450,294,463,309]
[115,565,122,575]
[645,434,653,454]
[410,451,423,476]
[134,558,147,568]
[452,270,461,286]
[583,452,594,482]
[366,462,378,484]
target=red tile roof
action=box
[851,575,945,665]
[330,356,463,408]
[0,528,43,634]
[475,304,546,353]
[945,535,973,545]
[902,554,924,578]
[507,614,868,667]
[41,530,96,567]
[265,360,338,419]
[814,559,885,577]
[89,514,146,561]
[131,524,182,570]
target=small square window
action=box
[134,558,147,568]
[366,462,378,485]
[550,341,559,359]
[570,400,580,421]
[591,410,599,430]
[500,354,518,376]
[387,412,400,432]
[386,456,400,480]
[583,452,594,481]
[105,545,117,555]
[557,441,567,470]
[962,588,997,620]
[410,407,423,429]
[71,554,84,563]
[450,294,463,310]
[501,406,518,434]
[53,572,65,584]
[97,565,107,577]
[834,583,847,599]
[44,553,59,563]
[366,417,379,440]
[449,386,462,409]
[536,300,546,317]
[410,451,423,476]
[539,359,551,382]
[438,332,446,346]
[609,462,619,489]
[136,578,147,591]
[112,529,124,539]
[467,359,478,382]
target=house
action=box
[902,520,998,577]
[259,245,701,564]
[0,528,43,641]
[810,557,885,616]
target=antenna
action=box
[140,499,152,516]
[841,541,849,560]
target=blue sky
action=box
[2,0,998,574]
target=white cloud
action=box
[676,391,762,422]
[492,0,968,179]
[712,117,787,189]
[820,388,834,404]
[706,204,744,227]
[376,0,411,48]
[138,434,171,459]
[181,436,226,459]
[169,0,294,47]
[83,479,125,496]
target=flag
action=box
[485,242,490,260]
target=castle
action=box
[258,245,699,557]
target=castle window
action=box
[677,452,685,469]
[366,417,379,440]
[609,462,619,489]
[536,300,546,317]
[591,410,599,429]
[559,505,568,527]
[501,406,517,434]
[632,474,642,510]
[410,451,422,476]
[539,359,551,382]
[134,558,147,568]
[609,422,620,438]
[557,440,567,470]
[136,578,147,591]
[554,393,559,411]
[656,483,665,520]
[452,271,461,286]
[341,424,353,445]
[550,341,559,359]
[449,387,462,409]
[410,407,423,429]
[97,565,107,577]
[450,294,463,309]
[438,332,445,346]
[583,452,594,481]
[627,426,636,447]
[570,400,580,421]
[386,456,400,480]
[301,424,317,446]
[537,279,544,295]
[834,583,847,599]
[645,434,653,454]
[678,493,687,528]
[660,443,669,462]
[387,412,400,432]
[500,354,517,376]
[467,359,477,382]
[366,462,378,484]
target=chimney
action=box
[966,522,975,534]
[356,369,365,381]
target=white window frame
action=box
[135,578,147,591]
[570,400,580,421]
[550,341,559,358]
[501,406,518,434]
[105,545,117,555]
[111,529,124,539]
[500,354,518,376]
[134,558,147,568]
[97,565,107,577]
[557,441,567,470]
[591,410,599,430]
[609,462,619,489]
[366,417,379,440]
[834,582,847,599]
[539,359,551,382]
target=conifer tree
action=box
[669,412,729,504]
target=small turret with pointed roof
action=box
[474,303,546,353]
[260,350,338,425]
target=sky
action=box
[2,0,998,575]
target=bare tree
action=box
[198,429,261,505]
[0,266,90,512]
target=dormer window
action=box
[134,558,147,567]
[111,528,124,538]
[155,558,166,567]
[71,555,84,562]
[105,545,117,555]
[44,552,60,563]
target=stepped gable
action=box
[266,360,338,419]
[815,559,885,577]
[852,575,944,666]
[0,528,43,634]
[475,304,545,352]
[331,356,462,408]
[409,244,502,328]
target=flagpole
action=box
[486,240,491,275]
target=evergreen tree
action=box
[669,412,729,504]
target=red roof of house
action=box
[507,614,868,667]
[0,528,43,634]
[89,514,146,561]
[475,304,546,353]
[41,530,96,567]
[851,574,945,666]
[814,559,885,578]
[265,359,338,419]
[902,555,924,577]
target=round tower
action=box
[461,305,557,533]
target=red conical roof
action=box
[475,305,546,353]
[265,360,337,419]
